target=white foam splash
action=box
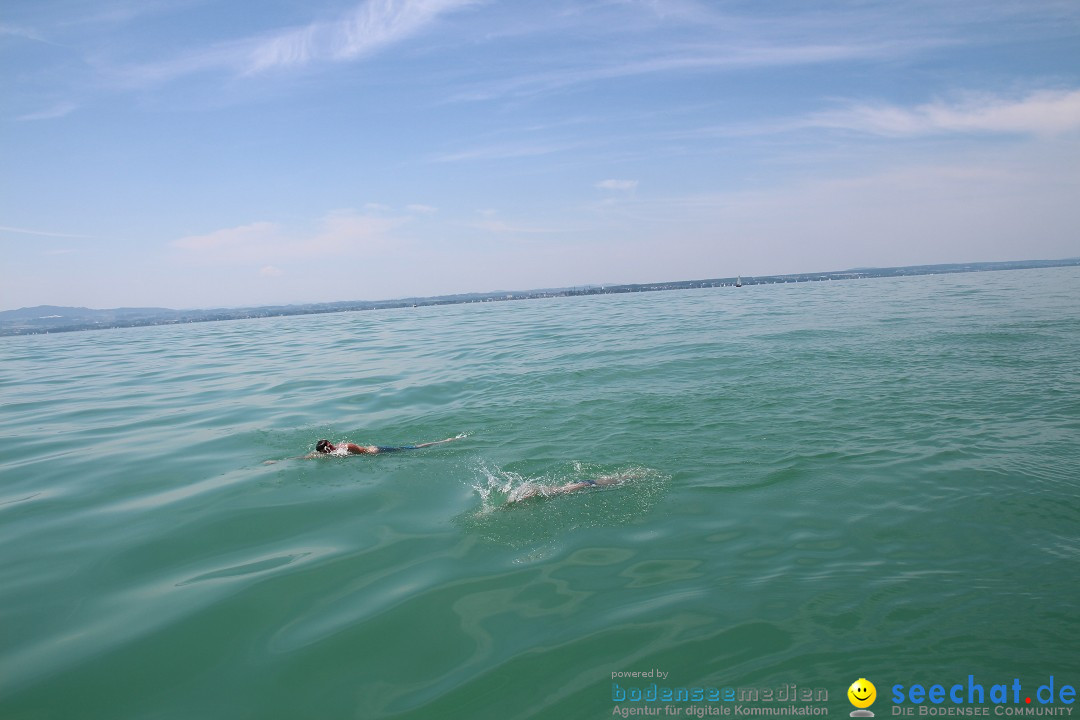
[468,461,660,511]
[470,461,520,513]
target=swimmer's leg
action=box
[593,473,632,486]
[375,445,419,453]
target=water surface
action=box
[2,267,1078,719]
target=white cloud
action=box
[172,210,404,264]
[807,89,1080,138]
[0,224,90,238]
[589,140,1080,276]
[444,0,960,105]
[676,88,1080,145]
[407,204,438,214]
[434,141,580,163]
[173,221,278,252]
[248,0,478,73]
[0,24,46,41]
[260,265,284,277]
[118,0,478,85]
[466,209,561,234]
[470,220,552,234]
[16,102,77,121]
[596,179,638,191]
[60,0,201,28]
[451,43,895,103]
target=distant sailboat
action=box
[735,275,743,287]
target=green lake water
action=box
[1,267,1078,719]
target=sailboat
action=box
[735,275,742,287]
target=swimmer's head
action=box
[315,439,333,454]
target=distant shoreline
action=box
[3,258,1077,337]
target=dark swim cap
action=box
[315,439,332,453]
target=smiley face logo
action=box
[848,678,877,709]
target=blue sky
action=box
[2,0,1079,310]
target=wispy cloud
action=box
[467,209,560,235]
[469,219,559,234]
[41,0,207,30]
[805,89,1080,138]
[0,23,47,42]
[249,0,478,72]
[0,224,90,238]
[172,210,405,264]
[679,88,1080,142]
[566,142,1080,278]
[259,265,284,277]
[173,221,278,252]
[15,102,78,122]
[441,0,971,103]
[434,140,581,163]
[596,179,638,191]
[450,43,894,103]
[117,0,477,86]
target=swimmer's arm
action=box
[513,481,588,501]
[546,482,588,495]
[264,454,314,464]
[593,474,625,486]
[552,475,623,493]
[269,434,466,461]
[410,433,468,449]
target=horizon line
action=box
[4,256,1079,316]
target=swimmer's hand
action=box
[265,454,315,464]
[433,433,468,444]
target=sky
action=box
[2,0,1079,310]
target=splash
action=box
[457,461,671,547]
[469,460,662,511]
[470,461,525,513]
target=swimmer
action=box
[506,471,631,503]
[310,433,467,457]
[263,433,467,464]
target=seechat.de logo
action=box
[849,679,877,717]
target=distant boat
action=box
[735,275,743,287]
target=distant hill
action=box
[0,305,174,321]
[1,305,95,320]
[3,258,1077,336]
